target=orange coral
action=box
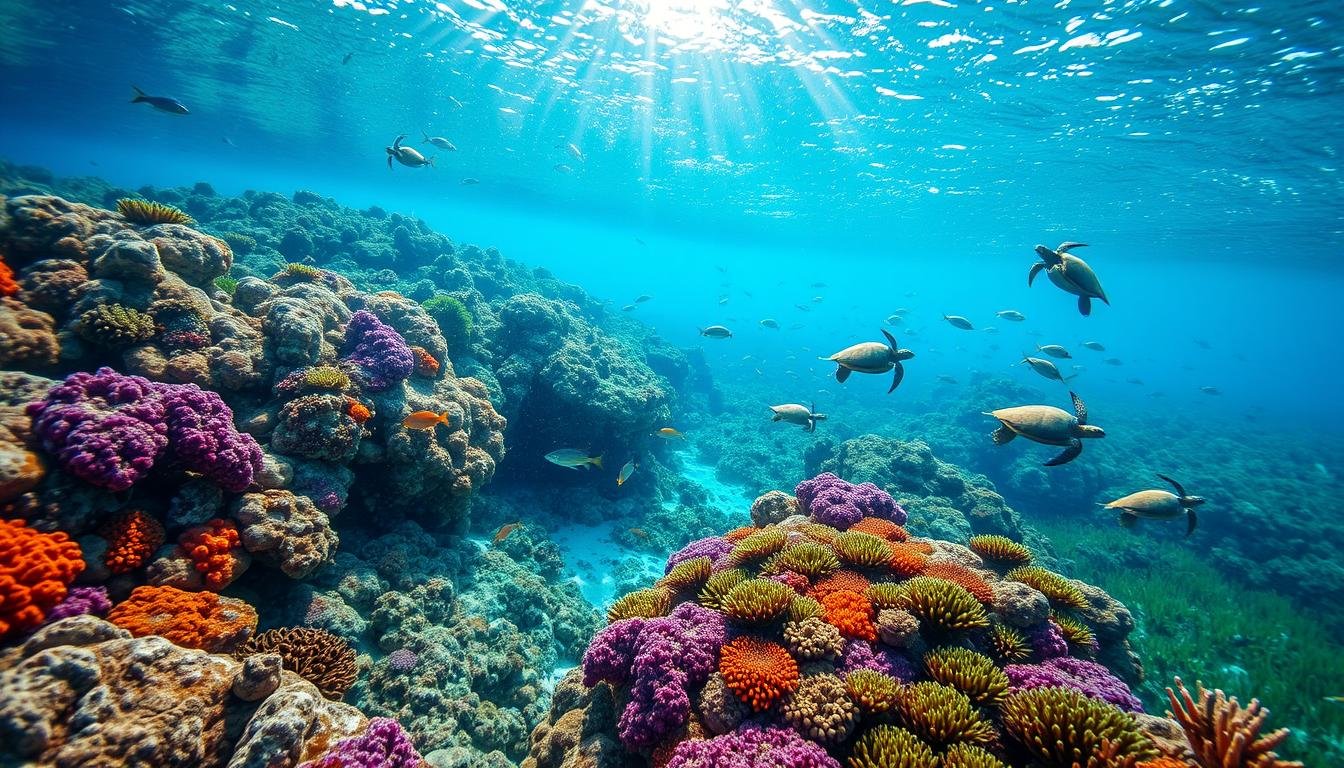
[410,345,440,377]
[724,526,757,543]
[0,254,18,297]
[345,396,372,424]
[180,519,242,590]
[821,589,878,641]
[108,584,258,652]
[888,543,930,577]
[100,510,165,574]
[0,518,84,639]
[1137,759,1192,768]
[719,636,800,711]
[922,561,995,605]
[809,569,870,600]
[848,517,909,542]
[1165,677,1302,768]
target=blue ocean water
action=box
[2,0,1344,762]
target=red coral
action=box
[0,255,18,297]
[821,589,878,641]
[179,519,242,590]
[889,543,930,577]
[100,509,166,574]
[771,569,810,594]
[809,570,870,600]
[108,584,257,652]
[724,526,757,543]
[922,561,995,604]
[410,346,440,377]
[719,636,800,711]
[848,516,909,542]
[0,518,84,638]
[345,396,371,424]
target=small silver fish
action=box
[554,163,573,174]
[760,319,780,329]
[422,131,457,151]
[621,304,636,312]
[943,315,974,330]
[996,310,1026,321]
[1036,344,1071,359]
[1082,341,1105,352]
[545,449,603,470]
[635,294,653,303]
[699,325,732,339]
[131,85,188,114]
[461,177,480,185]
[617,460,636,486]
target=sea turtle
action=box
[821,329,914,393]
[1102,475,1204,536]
[1029,242,1109,316]
[387,134,435,169]
[984,390,1104,466]
[769,402,827,432]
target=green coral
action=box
[217,232,257,254]
[658,556,712,592]
[941,744,1007,768]
[301,366,352,391]
[923,647,1009,706]
[721,578,794,623]
[278,262,324,281]
[606,587,671,623]
[832,530,893,568]
[116,198,193,225]
[848,725,937,768]
[726,528,787,567]
[78,303,156,347]
[988,624,1032,664]
[788,595,825,622]
[422,294,473,348]
[698,569,748,612]
[894,681,996,749]
[844,669,900,715]
[1000,687,1156,767]
[767,541,840,580]
[1007,566,1089,610]
[897,576,989,635]
[213,275,239,295]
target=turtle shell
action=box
[1059,254,1107,301]
[827,342,893,372]
[770,404,812,424]
[1104,490,1182,519]
[989,405,1076,445]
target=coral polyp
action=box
[606,587,672,622]
[117,197,194,225]
[722,578,795,623]
[769,541,840,579]
[898,576,990,635]
[1000,686,1156,767]
[1007,566,1089,610]
[968,534,1033,566]
[923,647,1010,706]
[894,681,997,749]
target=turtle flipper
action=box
[805,417,815,433]
[387,155,393,170]
[1185,507,1198,537]
[1118,511,1138,528]
[1028,262,1044,287]
[1045,438,1083,466]
[1069,391,1088,424]
[1057,242,1088,253]
[881,328,899,351]
[1158,473,1188,497]
[990,425,1017,445]
[889,361,905,393]
[1078,295,1092,316]
[835,366,851,384]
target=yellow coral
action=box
[117,198,194,225]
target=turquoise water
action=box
[2,0,1344,763]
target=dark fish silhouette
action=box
[131,86,188,114]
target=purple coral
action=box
[299,717,422,768]
[27,367,262,493]
[387,648,419,672]
[666,723,841,768]
[794,472,905,529]
[666,536,733,573]
[1005,657,1144,712]
[340,310,414,392]
[837,639,916,681]
[582,602,727,750]
[45,586,112,622]
[1026,621,1069,660]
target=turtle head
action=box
[1182,495,1207,508]
[1076,424,1106,439]
[895,348,915,362]
[1034,244,1061,265]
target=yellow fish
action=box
[403,410,449,430]
[617,461,636,486]
[656,427,686,440]
[493,522,520,544]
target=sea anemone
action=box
[768,541,840,580]
[726,527,788,567]
[923,647,1010,706]
[724,526,758,542]
[895,681,997,749]
[278,262,324,281]
[1000,686,1156,767]
[780,673,859,744]
[848,516,909,542]
[606,587,672,622]
[422,293,473,347]
[722,578,795,623]
[213,275,239,295]
[800,522,840,545]
[942,743,1009,768]
[867,582,905,610]
[922,561,995,605]
[988,624,1032,664]
[301,365,351,391]
[810,570,871,600]
[659,556,713,592]
[117,197,194,225]
[698,569,748,612]
[833,530,894,568]
[718,636,800,711]
[788,595,826,622]
[968,535,1033,567]
[1007,566,1088,610]
[848,725,938,768]
[821,590,878,641]
[1164,677,1302,768]
[1052,612,1098,651]
[845,669,901,715]
[898,576,990,635]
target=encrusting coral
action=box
[107,584,257,652]
[0,518,84,639]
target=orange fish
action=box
[493,522,520,544]
[656,427,686,440]
[629,527,649,540]
[403,410,449,430]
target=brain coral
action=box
[107,584,257,652]
[0,518,84,639]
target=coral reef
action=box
[0,518,84,639]
[117,197,194,225]
[236,627,358,701]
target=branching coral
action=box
[719,636,800,711]
[722,578,795,623]
[898,576,990,635]
[833,530,894,568]
[923,647,1010,706]
[0,518,84,639]
[607,587,673,622]
[1000,686,1156,767]
[894,681,997,749]
[108,584,257,652]
[78,303,156,347]
[849,725,937,768]
[968,534,1033,566]
[845,669,900,715]
[1007,566,1089,610]
[1164,677,1303,768]
[99,509,165,574]
[117,197,194,225]
[235,627,358,700]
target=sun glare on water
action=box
[628,0,735,43]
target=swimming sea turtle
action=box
[1102,475,1204,536]
[769,402,827,432]
[1030,242,1109,316]
[387,134,435,170]
[985,390,1104,466]
[821,329,914,393]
